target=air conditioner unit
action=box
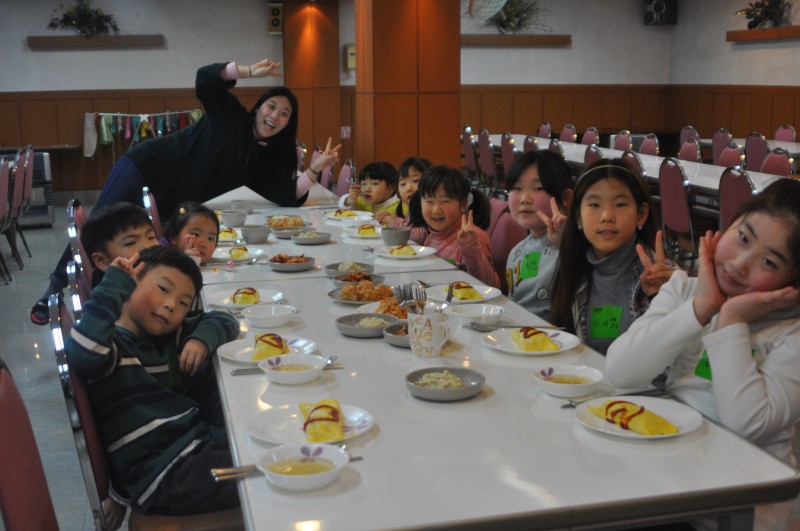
[19,152,55,227]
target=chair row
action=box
[0,145,35,284]
[703,128,794,177]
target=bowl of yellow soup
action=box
[258,353,326,385]
[532,365,604,398]
[257,443,349,491]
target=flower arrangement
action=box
[735,0,792,29]
[47,0,120,38]
[486,0,551,35]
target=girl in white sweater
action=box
[607,179,800,529]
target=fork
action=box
[412,283,427,314]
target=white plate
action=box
[574,396,703,440]
[267,257,316,272]
[327,288,392,306]
[217,337,317,365]
[482,328,580,355]
[291,233,331,245]
[427,284,501,304]
[247,404,374,444]
[205,288,283,309]
[372,245,437,260]
[343,227,382,239]
[209,247,265,263]
[324,210,374,221]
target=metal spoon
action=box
[469,322,565,333]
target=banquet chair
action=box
[66,260,86,321]
[711,128,733,165]
[559,124,577,143]
[142,186,162,239]
[613,130,632,151]
[580,126,599,146]
[774,124,795,142]
[68,198,93,297]
[677,137,703,163]
[548,138,565,159]
[500,133,518,177]
[12,145,34,258]
[0,358,59,531]
[718,167,756,232]
[2,150,26,268]
[461,126,481,184]
[320,161,334,190]
[336,159,356,197]
[490,211,527,295]
[48,294,246,531]
[679,125,699,146]
[658,157,697,270]
[744,132,770,173]
[583,144,604,170]
[487,196,509,237]
[296,142,306,172]
[760,147,793,178]
[638,133,659,156]
[477,128,499,191]
[716,141,745,168]
[0,159,12,283]
[621,149,647,178]
[537,121,552,139]
[523,135,539,153]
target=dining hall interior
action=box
[2,0,800,529]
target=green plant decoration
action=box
[47,0,120,38]
[486,0,551,35]
[735,0,792,29]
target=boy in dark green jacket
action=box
[66,246,240,514]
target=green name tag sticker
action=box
[694,349,712,381]
[520,252,541,279]
[590,306,623,339]
[445,258,456,265]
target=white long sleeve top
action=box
[606,270,800,462]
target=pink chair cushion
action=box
[719,167,755,232]
[712,129,732,165]
[581,128,599,146]
[659,160,692,234]
[760,150,792,177]
[744,134,769,173]
[490,212,527,294]
[336,163,353,197]
[677,138,701,163]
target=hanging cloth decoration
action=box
[98,115,113,146]
[83,112,98,158]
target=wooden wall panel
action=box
[20,100,58,146]
[712,93,733,134]
[373,94,417,165]
[731,94,753,137]
[339,87,355,163]
[418,1,460,93]
[315,2,341,87]
[311,87,341,150]
[512,92,543,135]
[372,1,417,94]
[772,94,794,137]
[601,91,631,132]
[0,101,22,147]
[481,92,513,134]
[283,3,314,88]
[572,92,602,132]
[795,96,800,136]
[695,93,715,139]
[631,90,663,132]
[419,93,461,167]
[750,95,773,136]
[57,99,92,146]
[461,91,482,131]
[543,91,574,133]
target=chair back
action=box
[679,125,699,146]
[461,126,480,181]
[20,145,34,210]
[523,135,539,153]
[296,142,306,172]
[580,126,599,146]
[500,133,518,177]
[48,294,127,530]
[774,124,795,142]
[490,212,527,295]
[67,198,94,294]
[677,137,702,163]
[309,148,322,171]
[744,132,770,173]
[142,186,162,239]
[717,141,745,168]
[0,360,59,531]
[537,121,551,139]
[638,133,659,156]
[548,138,565,159]
[718,167,757,232]
[487,197,508,237]
[320,161,334,190]
[760,147,793,178]
[336,159,356,197]
[67,260,87,321]
[559,124,577,143]
[0,159,10,232]
[711,128,733,165]
[8,150,24,220]
[583,144,604,169]
[477,128,498,189]
[659,157,697,268]
[621,149,646,178]
[613,130,632,151]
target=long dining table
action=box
[489,134,784,198]
[206,184,800,530]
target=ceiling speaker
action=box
[268,3,283,35]
[644,0,678,25]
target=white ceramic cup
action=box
[231,199,255,213]
[407,310,450,358]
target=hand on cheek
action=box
[692,231,726,325]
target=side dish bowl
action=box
[324,262,374,278]
[532,365,604,398]
[258,353,325,385]
[336,312,398,338]
[448,304,505,326]
[257,443,349,491]
[241,304,297,328]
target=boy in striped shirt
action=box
[66,246,240,514]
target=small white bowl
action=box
[324,262,374,278]
[258,353,325,385]
[383,322,410,348]
[532,365,604,398]
[241,224,270,244]
[241,305,297,328]
[257,443,349,491]
[336,312,398,338]
[448,304,505,326]
[220,209,247,227]
[380,226,411,247]
[231,199,255,214]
